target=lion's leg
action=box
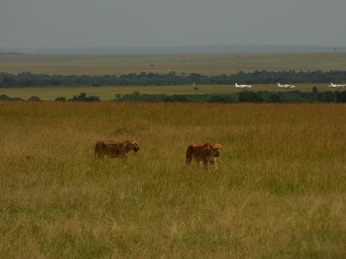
[194,158,202,168]
[186,155,193,165]
[186,146,194,165]
[95,151,104,159]
[210,160,218,171]
[120,155,128,164]
[203,160,209,170]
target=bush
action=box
[239,91,261,102]
[68,92,100,102]
[28,96,42,101]
[55,97,67,102]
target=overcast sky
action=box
[1,0,346,49]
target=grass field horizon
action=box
[1,102,345,258]
[1,52,346,76]
[1,52,345,101]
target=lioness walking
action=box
[186,142,222,171]
[95,140,140,164]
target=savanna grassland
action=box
[1,52,346,76]
[0,83,329,102]
[1,102,345,258]
[2,52,346,101]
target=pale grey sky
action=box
[1,0,346,49]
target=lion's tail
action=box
[186,145,194,165]
[95,141,103,159]
[94,143,99,159]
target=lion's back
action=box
[186,143,220,162]
[95,140,123,157]
[186,144,204,159]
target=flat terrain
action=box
[0,83,331,101]
[1,52,345,100]
[0,102,345,258]
[1,52,346,76]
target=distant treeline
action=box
[1,70,346,87]
[114,89,346,103]
[2,88,346,103]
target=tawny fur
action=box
[186,142,222,171]
[95,140,140,163]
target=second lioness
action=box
[186,142,222,171]
[95,140,140,164]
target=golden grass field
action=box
[1,102,345,258]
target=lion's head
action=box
[127,141,140,152]
[204,143,222,157]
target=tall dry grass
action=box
[0,102,345,258]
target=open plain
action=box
[0,83,331,102]
[2,52,346,101]
[1,52,346,76]
[1,102,345,258]
[1,51,346,257]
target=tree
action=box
[268,93,281,103]
[0,75,16,87]
[69,92,100,102]
[84,96,100,102]
[0,94,11,100]
[336,91,346,103]
[239,91,259,102]
[319,91,336,103]
[55,97,66,102]
[311,87,319,102]
[28,96,42,101]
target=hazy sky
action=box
[1,0,346,49]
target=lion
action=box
[95,140,140,164]
[186,142,222,171]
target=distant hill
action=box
[1,44,345,56]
